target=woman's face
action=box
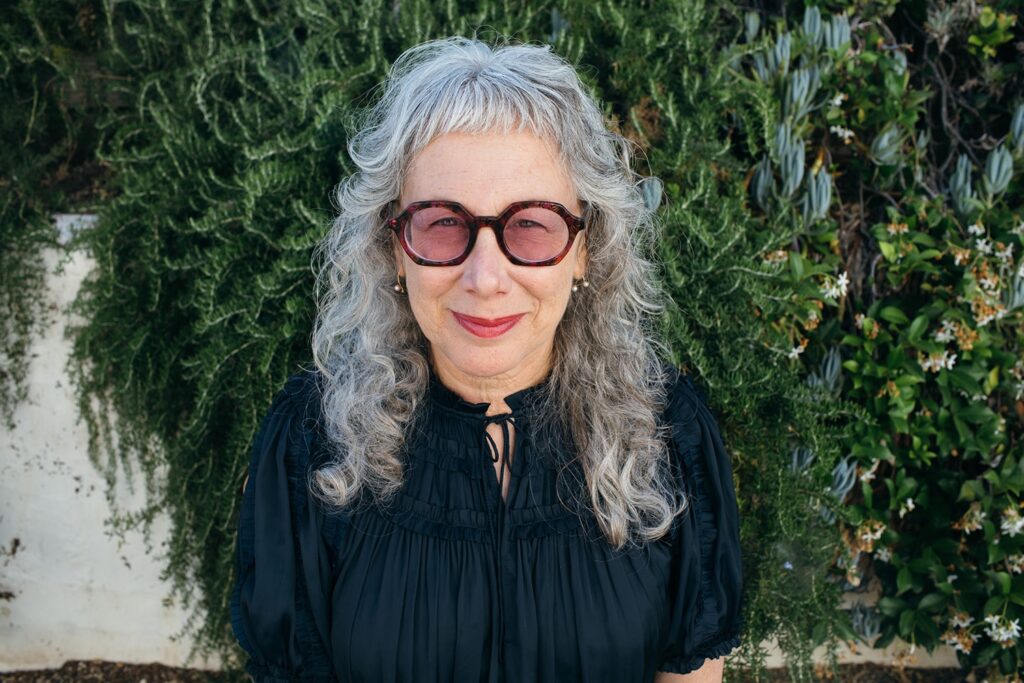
[394,130,587,397]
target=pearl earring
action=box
[394,275,406,294]
[572,277,590,293]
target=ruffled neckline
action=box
[427,365,550,415]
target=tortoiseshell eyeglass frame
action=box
[387,199,587,267]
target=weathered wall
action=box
[0,215,219,671]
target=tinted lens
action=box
[503,207,570,263]
[407,206,470,262]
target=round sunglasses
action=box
[388,200,587,267]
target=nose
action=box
[461,224,509,295]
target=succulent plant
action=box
[1005,273,1024,312]
[801,166,832,223]
[752,52,770,81]
[981,144,1013,201]
[783,66,819,121]
[891,50,907,76]
[806,345,843,393]
[751,156,773,209]
[780,138,806,198]
[870,125,902,166]
[639,176,663,211]
[850,602,882,641]
[790,446,816,474]
[744,10,760,44]
[1012,103,1024,157]
[948,153,977,216]
[823,13,851,53]
[771,32,792,78]
[802,6,822,49]
[774,122,793,156]
[829,454,858,503]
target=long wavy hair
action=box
[310,35,686,550]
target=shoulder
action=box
[250,364,330,481]
[273,364,325,425]
[658,361,711,432]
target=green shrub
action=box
[729,0,1023,676]
[0,1,104,426]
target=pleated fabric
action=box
[230,363,743,683]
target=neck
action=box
[428,348,551,416]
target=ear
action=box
[573,232,588,279]
[392,233,406,278]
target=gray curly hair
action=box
[310,35,685,550]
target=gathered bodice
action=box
[230,363,744,683]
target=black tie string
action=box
[481,411,515,668]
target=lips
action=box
[452,312,525,338]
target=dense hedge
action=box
[3,0,1021,680]
[728,0,1023,675]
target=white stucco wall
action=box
[0,215,219,671]
[0,215,958,672]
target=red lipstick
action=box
[452,312,524,338]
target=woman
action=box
[231,36,743,683]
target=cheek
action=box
[405,272,456,333]
[526,274,574,323]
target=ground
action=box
[0,661,971,682]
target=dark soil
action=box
[0,661,233,683]
[0,661,970,682]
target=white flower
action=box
[822,272,849,301]
[921,350,957,373]
[829,93,848,108]
[899,497,916,518]
[788,345,804,360]
[996,242,1014,264]
[875,546,892,562]
[967,222,986,236]
[1000,507,1024,537]
[934,320,957,343]
[975,237,992,255]
[1008,619,1022,639]
[783,560,794,570]
[952,612,974,628]
[860,460,879,483]
[983,614,1021,645]
[947,573,957,583]
[829,125,855,144]
[1006,553,1024,574]
[837,271,849,295]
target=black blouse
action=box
[230,363,743,683]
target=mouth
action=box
[452,312,525,339]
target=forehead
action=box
[400,130,578,213]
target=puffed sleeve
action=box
[230,370,336,682]
[657,368,744,675]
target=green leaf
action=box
[877,596,907,616]
[899,608,915,636]
[907,315,929,342]
[917,592,945,612]
[879,241,896,261]
[789,251,804,279]
[897,566,912,594]
[976,642,1000,666]
[879,306,909,325]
